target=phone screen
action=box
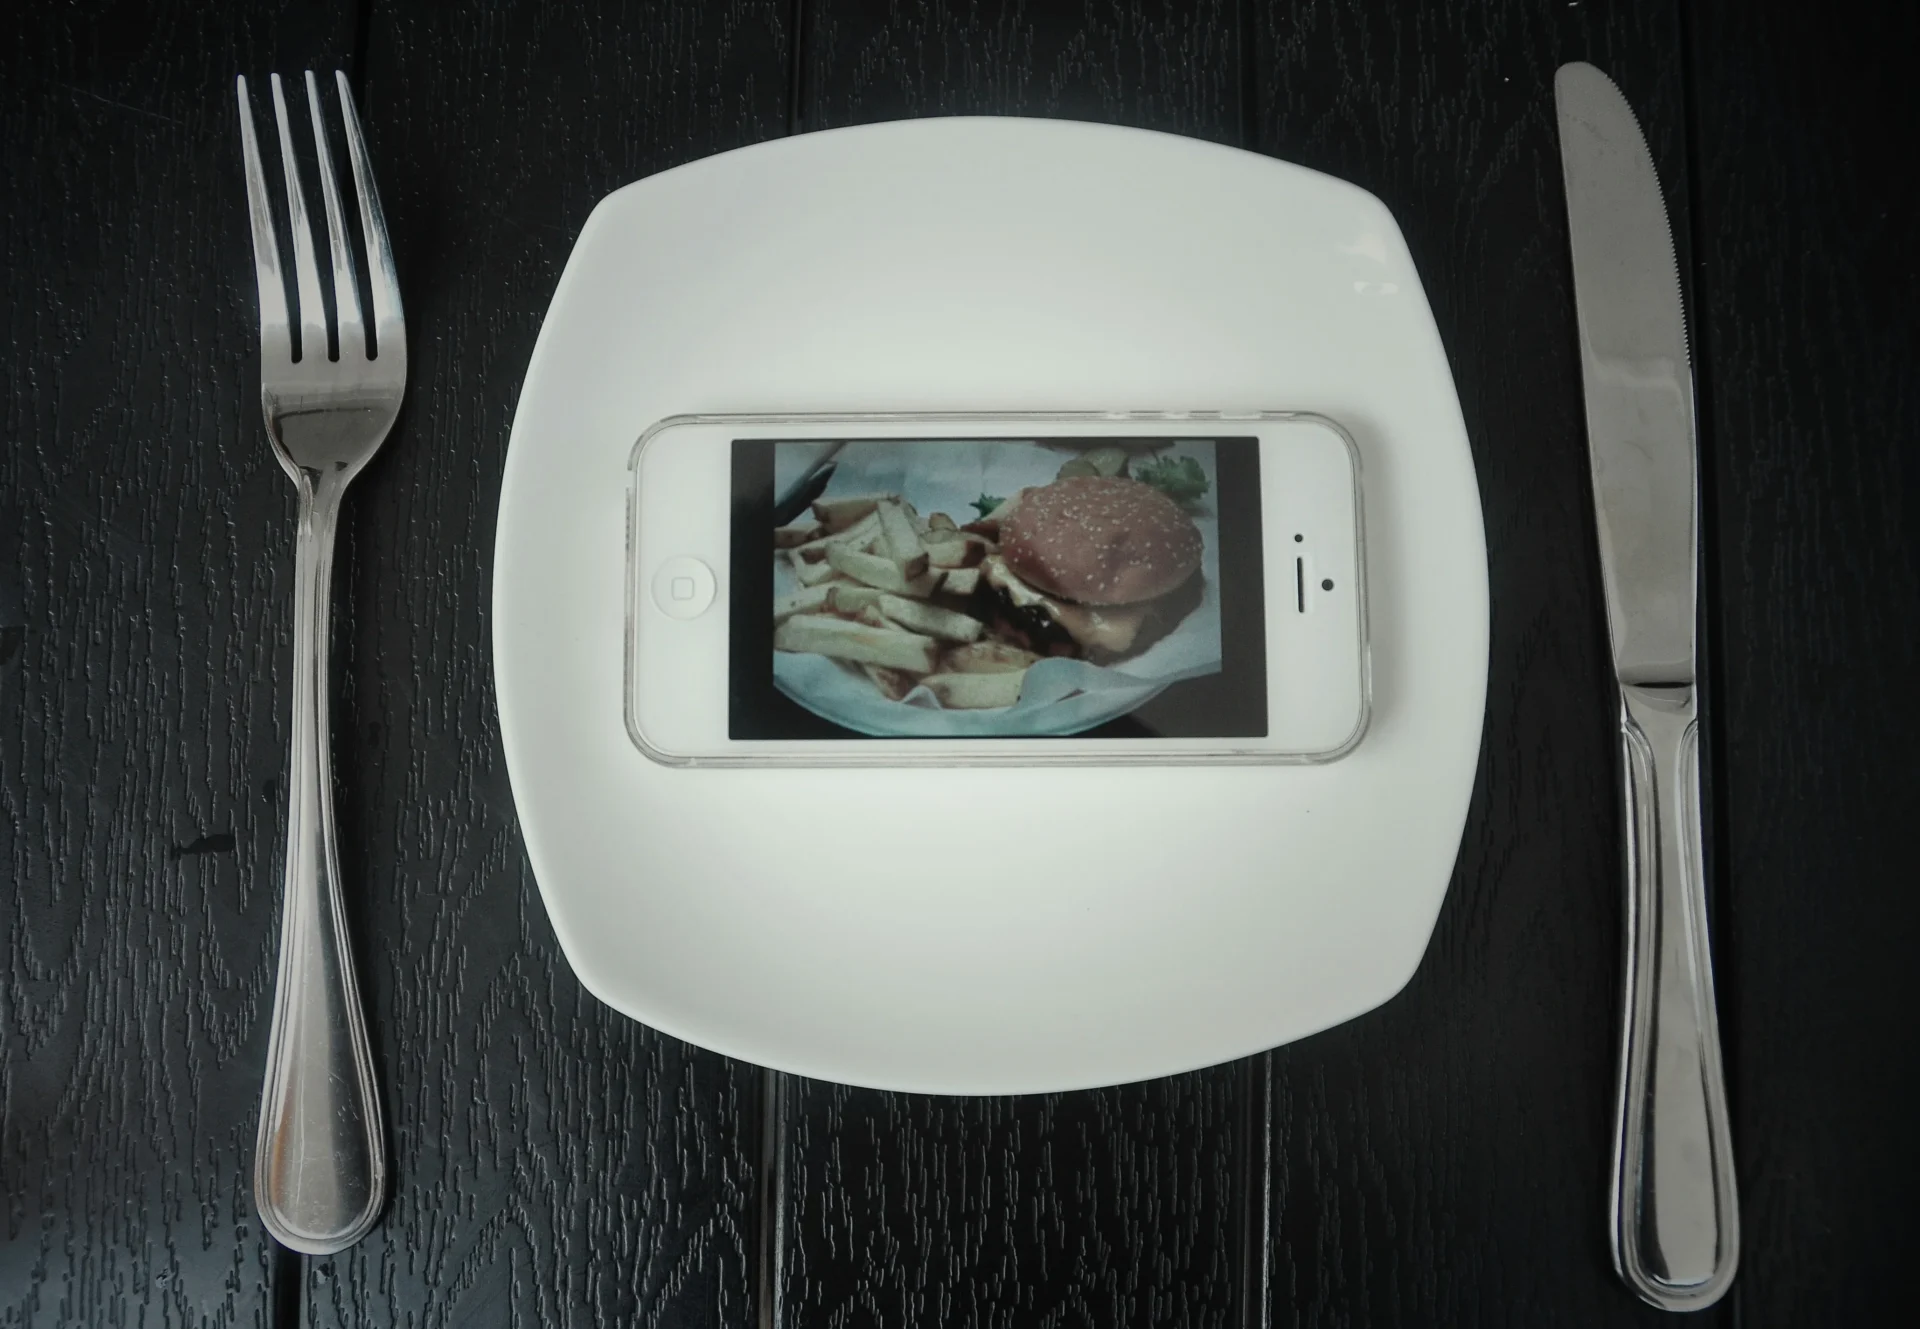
[727,436,1269,740]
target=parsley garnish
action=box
[1134,455,1210,507]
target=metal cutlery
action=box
[1554,61,1739,1310]
[771,441,846,526]
[236,70,404,1255]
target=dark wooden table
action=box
[4,1,1914,1324]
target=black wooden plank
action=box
[299,3,792,1326]
[776,1067,1253,1329]
[798,0,1243,145]
[1688,3,1920,1323]
[780,5,1253,1326]
[0,3,356,1325]
[1247,2,1706,1323]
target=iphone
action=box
[627,412,1368,765]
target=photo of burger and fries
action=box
[771,443,1214,714]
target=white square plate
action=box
[494,117,1487,1093]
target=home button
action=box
[650,556,716,619]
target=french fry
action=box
[942,641,1041,674]
[812,495,885,531]
[875,594,983,643]
[773,520,825,549]
[940,566,980,597]
[925,536,987,568]
[773,584,835,621]
[855,604,894,630]
[788,550,841,587]
[928,512,958,534]
[828,584,885,614]
[861,664,919,702]
[792,510,881,562]
[924,669,1027,710]
[774,614,940,673]
[825,543,944,597]
[877,501,931,579]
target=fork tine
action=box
[304,72,364,360]
[270,73,329,362]
[235,77,290,350]
[334,71,403,359]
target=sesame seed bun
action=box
[999,475,1203,606]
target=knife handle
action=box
[1611,683,1739,1310]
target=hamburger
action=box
[968,475,1205,663]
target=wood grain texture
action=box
[1248,2,1708,1323]
[798,0,1243,144]
[781,5,1254,1326]
[0,3,355,1325]
[1689,2,1920,1322]
[298,3,791,1326]
[777,1067,1253,1328]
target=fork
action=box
[236,70,404,1255]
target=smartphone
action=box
[627,412,1368,766]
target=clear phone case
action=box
[627,411,1370,767]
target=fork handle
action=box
[254,474,386,1255]
[1610,683,1738,1309]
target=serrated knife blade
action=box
[1555,61,1739,1313]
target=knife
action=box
[1555,62,1739,1311]
[772,441,846,527]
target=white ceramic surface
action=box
[494,117,1488,1094]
